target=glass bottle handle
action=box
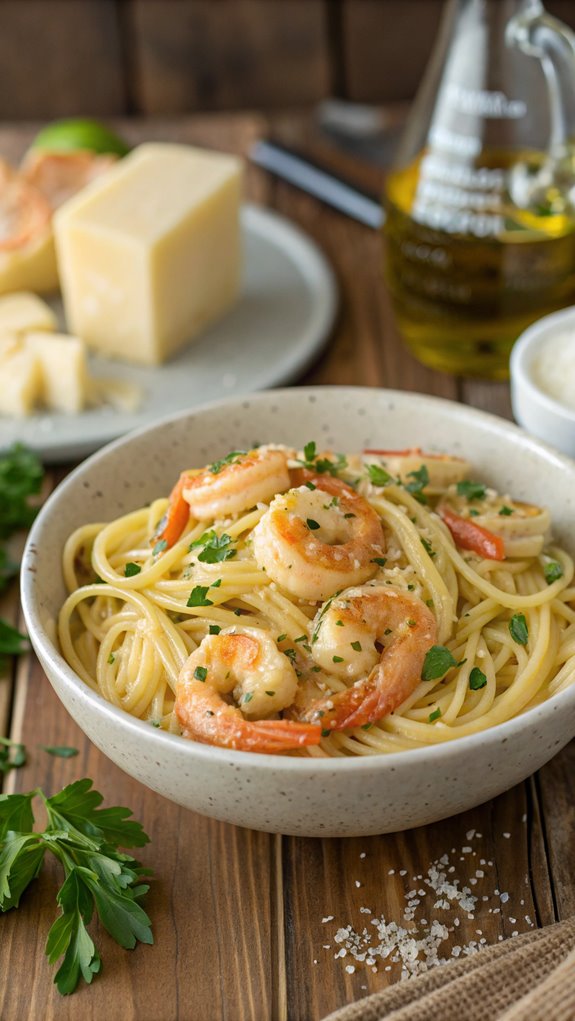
[507,6,575,151]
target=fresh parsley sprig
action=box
[0,779,153,995]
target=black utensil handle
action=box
[250,139,385,230]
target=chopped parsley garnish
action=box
[333,655,344,663]
[189,530,236,563]
[469,667,487,690]
[107,653,115,665]
[421,645,460,681]
[366,463,393,487]
[499,505,514,516]
[265,690,275,697]
[344,513,356,519]
[306,518,320,531]
[335,620,344,627]
[209,624,221,635]
[371,557,387,568]
[405,465,429,504]
[276,634,287,643]
[243,692,254,704]
[407,583,415,591]
[509,613,528,646]
[428,708,442,723]
[421,538,435,558]
[42,746,79,758]
[544,561,563,584]
[284,648,297,664]
[321,729,331,738]
[0,619,28,658]
[305,481,316,490]
[194,666,208,682]
[323,496,339,510]
[361,723,373,731]
[152,539,168,556]
[124,562,141,577]
[0,779,152,995]
[456,480,486,501]
[297,441,348,477]
[187,585,213,607]
[407,619,416,627]
[469,509,480,517]
[0,736,26,774]
[211,578,222,588]
[208,450,247,475]
[351,641,362,652]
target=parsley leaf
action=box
[208,450,247,476]
[544,561,563,585]
[42,746,79,759]
[0,620,28,657]
[509,613,528,645]
[405,465,429,504]
[469,667,487,690]
[366,464,392,487]
[371,556,387,568]
[499,505,514,516]
[456,480,486,501]
[428,708,442,723]
[0,444,43,539]
[421,538,435,558]
[193,666,208,682]
[297,442,348,477]
[187,585,213,608]
[0,780,153,994]
[306,518,320,531]
[189,530,237,564]
[421,645,460,681]
[124,562,141,577]
[0,736,27,774]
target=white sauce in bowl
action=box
[531,332,575,411]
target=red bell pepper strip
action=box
[440,505,506,561]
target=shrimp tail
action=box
[304,672,402,731]
[153,473,191,549]
[183,712,322,754]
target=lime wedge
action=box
[31,118,129,157]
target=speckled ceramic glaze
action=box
[21,388,575,837]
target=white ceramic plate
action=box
[0,205,337,463]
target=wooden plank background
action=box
[2,0,575,119]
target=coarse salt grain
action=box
[322,916,334,923]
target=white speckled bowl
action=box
[21,388,575,836]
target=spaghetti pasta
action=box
[58,444,575,756]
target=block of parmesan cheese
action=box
[0,345,42,417]
[54,143,243,366]
[0,291,56,334]
[24,331,87,413]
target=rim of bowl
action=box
[21,385,575,774]
[510,306,575,426]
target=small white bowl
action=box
[511,306,575,458]
[21,388,575,836]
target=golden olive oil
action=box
[384,150,575,378]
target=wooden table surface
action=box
[1,113,573,1021]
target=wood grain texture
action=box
[0,112,573,1021]
[130,0,331,114]
[341,0,444,102]
[0,1,125,119]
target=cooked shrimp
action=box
[182,447,291,522]
[21,150,118,210]
[175,626,321,752]
[0,159,51,251]
[253,474,385,601]
[304,585,437,730]
[364,448,470,494]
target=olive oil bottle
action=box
[384,0,575,378]
[384,150,575,378]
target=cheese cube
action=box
[24,332,87,413]
[0,346,42,417]
[54,143,243,366]
[0,291,57,334]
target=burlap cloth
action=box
[322,916,575,1021]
